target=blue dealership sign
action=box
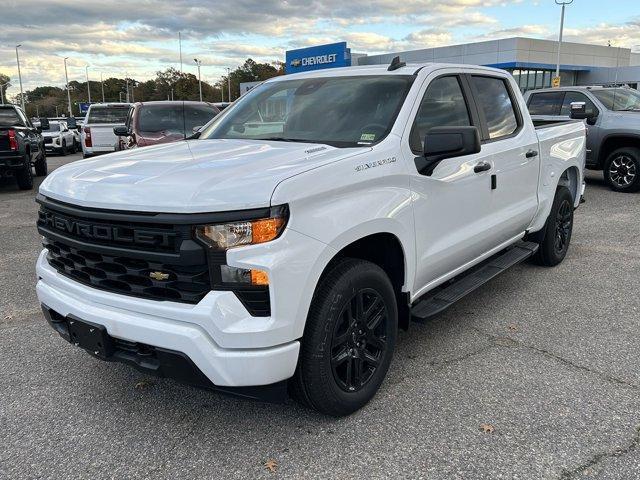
[78,102,91,114]
[285,42,351,74]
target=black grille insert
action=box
[45,239,211,304]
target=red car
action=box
[114,101,220,150]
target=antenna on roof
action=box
[387,56,406,71]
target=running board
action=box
[411,241,539,322]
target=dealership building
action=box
[282,38,640,92]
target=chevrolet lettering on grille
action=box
[39,210,176,248]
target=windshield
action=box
[44,123,60,132]
[0,108,21,127]
[87,106,130,124]
[590,89,640,111]
[138,104,219,136]
[199,75,415,147]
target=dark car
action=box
[114,101,220,150]
[0,105,46,190]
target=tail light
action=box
[8,129,18,151]
[84,127,92,147]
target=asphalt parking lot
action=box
[1,153,639,480]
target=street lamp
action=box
[0,82,9,106]
[85,65,91,103]
[101,72,105,102]
[63,57,72,116]
[554,0,574,84]
[194,58,202,102]
[226,67,231,102]
[15,44,25,111]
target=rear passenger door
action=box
[467,74,540,243]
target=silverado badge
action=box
[149,271,170,281]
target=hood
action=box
[39,139,368,213]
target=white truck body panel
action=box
[36,63,586,389]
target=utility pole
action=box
[64,57,72,116]
[15,45,25,111]
[55,105,58,117]
[85,65,91,103]
[125,73,130,103]
[194,58,202,101]
[554,0,573,86]
[226,67,231,101]
[101,72,105,102]
[178,32,183,73]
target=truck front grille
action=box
[44,239,211,303]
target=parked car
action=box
[114,101,220,150]
[36,62,585,415]
[525,86,640,192]
[80,103,131,158]
[39,120,77,155]
[0,104,46,190]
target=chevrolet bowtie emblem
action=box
[149,271,170,281]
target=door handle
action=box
[525,150,538,158]
[474,161,491,173]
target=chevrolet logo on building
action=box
[290,59,302,68]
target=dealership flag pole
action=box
[101,72,105,102]
[194,59,202,102]
[179,32,183,73]
[85,65,91,103]
[226,67,231,102]
[64,57,72,116]
[554,0,573,86]
[15,45,25,111]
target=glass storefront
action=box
[508,68,576,92]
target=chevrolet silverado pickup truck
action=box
[525,86,640,192]
[0,104,46,190]
[36,61,586,416]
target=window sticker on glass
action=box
[360,133,376,142]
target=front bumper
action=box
[36,251,300,388]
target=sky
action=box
[1,0,640,99]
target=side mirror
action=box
[113,126,130,136]
[415,126,481,176]
[192,125,203,134]
[569,101,598,124]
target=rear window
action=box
[44,123,61,132]
[528,92,563,116]
[0,108,22,127]
[87,106,130,124]
[471,76,519,140]
[137,104,219,136]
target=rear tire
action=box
[15,153,34,190]
[532,186,574,266]
[604,147,640,193]
[290,258,397,416]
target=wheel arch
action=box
[557,165,580,206]
[598,134,640,168]
[316,232,411,331]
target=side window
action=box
[528,92,563,116]
[16,108,29,127]
[560,92,597,117]
[471,76,519,140]
[410,76,471,153]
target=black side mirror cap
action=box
[113,126,129,136]
[415,126,481,176]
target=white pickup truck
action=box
[36,61,586,416]
[81,103,131,158]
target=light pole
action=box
[63,57,72,116]
[15,44,25,111]
[101,72,105,102]
[554,0,573,84]
[85,65,91,103]
[226,67,231,102]
[194,58,202,101]
[178,32,183,73]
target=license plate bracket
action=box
[67,315,114,359]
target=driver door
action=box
[403,73,499,294]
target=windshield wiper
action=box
[261,137,315,143]
[618,108,640,112]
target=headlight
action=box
[195,210,288,251]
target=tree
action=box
[0,74,10,104]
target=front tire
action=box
[290,258,397,416]
[604,147,640,193]
[533,186,574,266]
[34,149,48,177]
[15,153,34,190]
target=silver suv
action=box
[525,86,640,192]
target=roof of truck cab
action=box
[265,63,510,82]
